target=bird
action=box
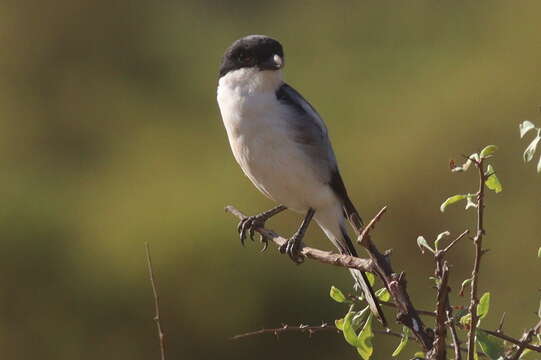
[216,35,385,325]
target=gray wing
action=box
[275,83,337,177]
[275,83,351,204]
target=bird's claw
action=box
[237,215,266,247]
[279,234,305,264]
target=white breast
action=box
[217,68,337,213]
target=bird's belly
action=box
[231,126,336,213]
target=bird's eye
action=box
[239,54,253,63]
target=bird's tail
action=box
[315,205,387,326]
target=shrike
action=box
[217,35,385,324]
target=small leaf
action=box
[351,306,370,330]
[460,278,473,296]
[335,317,345,331]
[537,155,541,173]
[365,272,376,287]
[413,351,426,358]
[435,231,450,250]
[524,134,541,163]
[477,329,505,360]
[342,311,359,346]
[466,195,478,210]
[356,314,374,360]
[485,165,503,193]
[392,327,410,357]
[520,120,536,138]
[460,313,472,327]
[480,145,498,159]
[538,247,541,258]
[440,195,467,212]
[417,236,434,254]
[477,292,491,320]
[375,288,391,302]
[330,286,347,303]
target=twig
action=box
[226,205,434,351]
[481,328,541,353]
[467,158,487,360]
[443,230,470,253]
[230,323,338,340]
[231,322,487,357]
[447,309,462,360]
[145,242,167,360]
[507,319,541,359]
[430,261,450,360]
[354,207,435,351]
[225,206,374,272]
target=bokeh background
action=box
[1,1,540,359]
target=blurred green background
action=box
[1,1,540,359]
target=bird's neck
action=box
[218,68,283,96]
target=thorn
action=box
[498,312,506,332]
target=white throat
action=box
[218,68,283,95]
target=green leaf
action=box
[351,306,370,330]
[417,236,434,254]
[342,311,359,346]
[538,247,541,258]
[477,292,491,320]
[356,314,374,360]
[365,272,376,287]
[460,313,472,327]
[477,329,505,360]
[520,120,536,138]
[434,231,450,250]
[330,286,347,303]
[335,317,345,331]
[440,195,467,212]
[480,145,498,159]
[485,165,503,193]
[524,133,541,162]
[375,288,390,302]
[413,351,425,358]
[392,327,410,357]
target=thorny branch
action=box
[230,322,488,357]
[225,198,541,358]
[226,205,434,351]
[145,242,167,360]
[467,158,487,360]
[225,206,374,272]
[507,318,541,359]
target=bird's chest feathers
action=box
[219,89,290,166]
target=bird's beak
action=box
[260,54,284,70]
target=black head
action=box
[219,35,284,78]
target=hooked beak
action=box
[259,54,284,71]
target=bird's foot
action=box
[279,232,305,264]
[237,215,270,250]
[236,205,287,251]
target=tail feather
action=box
[340,227,387,327]
[315,201,386,326]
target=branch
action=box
[226,205,434,351]
[145,242,167,360]
[447,309,462,360]
[467,159,487,360]
[353,208,435,351]
[225,206,374,272]
[231,322,487,357]
[429,261,450,360]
